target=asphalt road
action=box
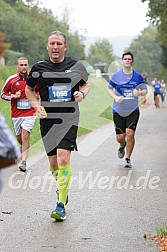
[1,103,167,252]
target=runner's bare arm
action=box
[107,87,123,103]
[25,85,46,118]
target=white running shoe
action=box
[124,158,132,168]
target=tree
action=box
[141,0,167,68]
[125,25,162,81]
[86,39,115,68]
[0,0,86,65]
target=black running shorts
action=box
[113,110,140,134]
[40,124,78,156]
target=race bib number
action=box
[48,84,71,102]
[17,99,31,109]
[122,89,134,100]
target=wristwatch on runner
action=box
[80,91,86,99]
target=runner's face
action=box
[47,34,67,63]
[122,55,133,69]
[17,60,28,75]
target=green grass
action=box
[0,67,114,155]
[99,106,113,120]
[78,76,113,130]
[156,226,167,236]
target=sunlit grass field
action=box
[0,66,113,155]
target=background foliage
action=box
[0,0,86,64]
[142,0,167,71]
[0,0,167,82]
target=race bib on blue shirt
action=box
[17,99,31,109]
[122,89,134,100]
[48,84,72,102]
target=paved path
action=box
[1,104,167,252]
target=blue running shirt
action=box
[108,70,147,115]
[152,82,161,94]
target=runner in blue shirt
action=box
[107,52,147,168]
[152,78,161,108]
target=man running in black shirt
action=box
[26,31,90,221]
